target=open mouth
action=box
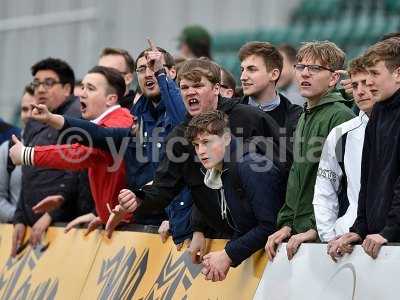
[188,98,201,111]
[189,98,199,106]
[200,157,209,164]
[80,101,87,112]
[145,80,156,89]
[301,81,312,87]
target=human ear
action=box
[213,83,220,96]
[329,71,340,87]
[393,66,400,84]
[106,94,118,106]
[271,69,280,82]
[124,73,133,87]
[223,131,231,147]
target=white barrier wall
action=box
[254,243,400,300]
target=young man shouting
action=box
[10,66,133,238]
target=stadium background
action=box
[0,0,398,123]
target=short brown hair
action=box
[347,56,367,78]
[177,58,221,85]
[239,41,283,75]
[185,110,229,143]
[278,44,297,63]
[296,41,345,71]
[100,47,135,73]
[363,37,400,72]
[88,66,126,102]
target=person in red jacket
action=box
[10,66,133,237]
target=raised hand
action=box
[145,38,164,73]
[31,104,52,124]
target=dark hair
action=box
[87,66,126,101]
[31,57,75,95]
[363,37,400,72]
[24,84,34,96]
[177,58,220,85]
[135,47,175,68]
[278,44,297,63]
[180,25,212,59]
[185,110,229,143]
[348,56,367,78]
[220,67,236,92]
[239,41,283,83]
[100,47,136,73]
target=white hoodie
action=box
[313,112,369,242]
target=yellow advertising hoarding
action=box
[0,225,266,300]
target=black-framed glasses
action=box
[294,64,334,74]
[135,64,171,74]
[31,78,62,91]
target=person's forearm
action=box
[225,224,274,267]
[47,113,65,130]
[299,229,318,243]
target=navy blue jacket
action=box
[219,143,285,266]
[63,72,189,227]
[0,119,20,146]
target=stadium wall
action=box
[0,0,300,123]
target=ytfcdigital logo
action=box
[56,127,94,164]
[53,126,345,173]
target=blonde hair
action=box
[296,41,345,70]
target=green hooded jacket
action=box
[277,90,355,234]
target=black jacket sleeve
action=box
[380,174,400,240]
[225,157,283,266]
[190,203,210,233]
[13,193,26,224]
[350,122,371,239]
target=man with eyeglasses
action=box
[98,47,138,109]
[239,42,302,156]
[11,58,81,256]
[265,41,354,261]
[25,41,187,235]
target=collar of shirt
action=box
[90,105,121,124]
[204,168,223,190]
[248,93,281,112]
[359,110,369,126]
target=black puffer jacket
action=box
[14,96,81,226]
